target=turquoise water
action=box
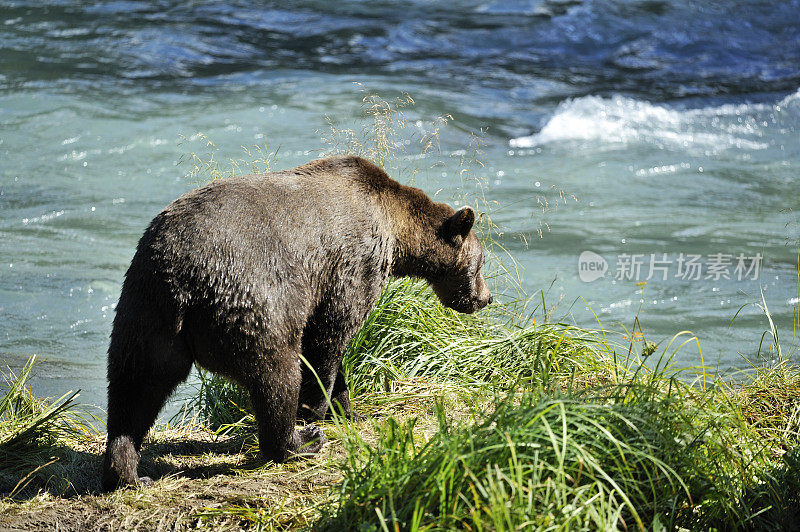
[1,1,799,412]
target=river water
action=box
[1,0,799,411]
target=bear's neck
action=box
[390,239,426,278]
[378,187,443,281]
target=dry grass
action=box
[0,425,336,531]
[0,380,463,531]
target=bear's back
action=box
[122,159,394,331]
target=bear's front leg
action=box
[247,352,326,462]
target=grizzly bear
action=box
[101,155,492,490]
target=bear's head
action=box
[429,206,493,314]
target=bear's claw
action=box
[287,424,326,460]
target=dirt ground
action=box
[0,385,450,531]
[0,427,344,531]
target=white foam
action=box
[509,93,795,152]
[22,210,65,225]
[778,88,800,108]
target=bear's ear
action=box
[444,206,475,245]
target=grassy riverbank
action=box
[3,93,799,530]
[1,276,799,531]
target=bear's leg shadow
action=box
[102,326,193,491]
[247,349,326,463]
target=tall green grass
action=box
[178,276,605,434]
[321,362,800,531]
[342,278,606,398]
[177,367,253,435]
[0,356,93,496]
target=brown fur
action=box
[101,156,492,491]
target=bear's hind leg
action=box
[300,366,363,422]
[297,307,366,423]
[102,328,193,491]
[248,350,326,463]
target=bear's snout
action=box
[452,291,493,314]
[473,272,492,311]
[474,291,493,312]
